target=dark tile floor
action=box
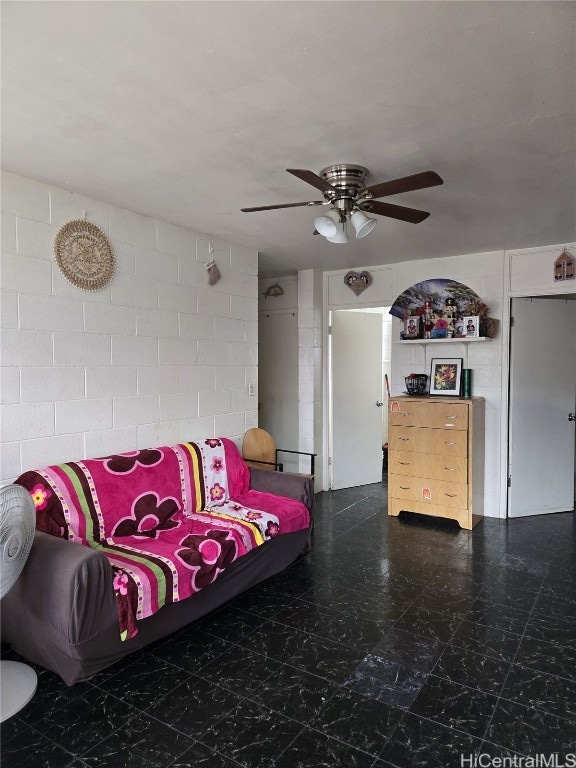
[2,482,576,767]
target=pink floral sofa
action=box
[2,438,314,685]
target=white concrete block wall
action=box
[0,172,258,484]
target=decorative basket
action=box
[405,374,428,395]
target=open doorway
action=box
[328,307,392,490]
[508,295,576,517]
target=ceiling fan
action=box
[241,164,443,243]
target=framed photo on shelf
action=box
[430,357,463,396]
[403,317,420,339]
[463,315,480,337]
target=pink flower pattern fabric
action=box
[15,438,309,641]
[208,500,281,540]
[30,483,52,511]
[197,439,230,509]
[176,530,238,591]
[112,493,181,539]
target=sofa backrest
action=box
[16,438,251,544]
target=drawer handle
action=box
[444,441,456,445]
[399,437,410,442]
[447,415,458,419]
[444,493,458,498]
[400,486,410,490]
[444,467,456,472]
[399,461,410,466]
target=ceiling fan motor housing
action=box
[320,164,370,212]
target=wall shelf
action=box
[394,337,491,344]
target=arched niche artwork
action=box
[389,278,483,320]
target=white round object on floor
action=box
[0,660,38,722]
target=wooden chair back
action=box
[242,428,278,471]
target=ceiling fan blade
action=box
[286,168,335,193]
[360,200,430,223]
[360,171,443,199]
[241,200,324,212]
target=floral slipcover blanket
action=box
[16,438,310,640]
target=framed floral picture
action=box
[430,357,463,397]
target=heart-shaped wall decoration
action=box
[344,270,372,296]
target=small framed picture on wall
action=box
[430,357,463,397]
[463,316,480,337]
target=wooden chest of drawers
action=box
[387,396,485,529]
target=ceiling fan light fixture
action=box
[314,209,341,237]
[351,209,377,238]
[325,221,349,244]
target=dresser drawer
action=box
[390,450,468,484]
[389,400,468,430]
[389,474,469,510]
[389,426,468,457]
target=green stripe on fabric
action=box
[95,543,168,608]
[59,463,97,543]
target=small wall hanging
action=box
[53,218,115,291]
[263,283,284,299]
[204,259,221,286]
[554,249,575,282]
[344,270,372,296]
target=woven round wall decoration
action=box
[54,219,115,291]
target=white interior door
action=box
[508,297,576,517]
[331,311,383,490]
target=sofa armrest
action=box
[249,468,315,518]
[1,531,117,647]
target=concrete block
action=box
[113,394,160,427]
[198,340,231,366]
[84,427,138,458]
[21,433,85,471]
[86,367,137,398]
[55,398,113,435]
[158,338,198,366]
[179,313,214,340]
[0,367,20,404]
[21,367,85,403]
[54,332,111,367]
[112,336,158,367]
[1,401,54,441]
[137,366,180,395]
[2,329,53,367]
[137,308,179,338]
[84,302,137,336]
[19,294,84,332]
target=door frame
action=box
[322,273,395,492]
[501,250,576,518]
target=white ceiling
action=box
[2,1,575,277]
